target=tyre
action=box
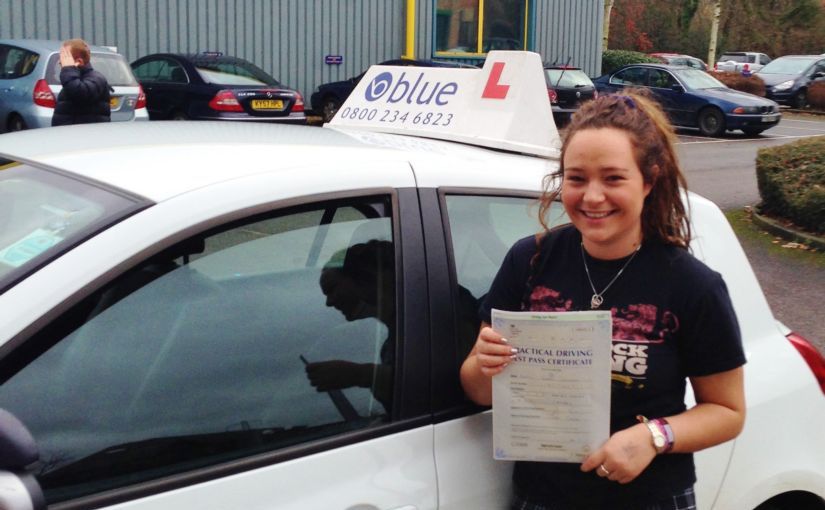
[792,90,807,110]
[7,114,27,132]
[698,107,725,137]
[321,98,341,123]
[742,127,766,136]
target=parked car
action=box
[129,52,305,123]
[310,59,476,122]
[756,54,825,109]
[593,63,781,136]
[0,39,148,132]
[0,54,823,510]
[649,53,708,71]
[715,51,771,73]
[543,65,597,126]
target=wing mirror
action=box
[670,84,685,93]
[0,409,46,510]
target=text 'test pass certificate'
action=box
[491,308,612,463]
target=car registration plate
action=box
[251,99,284,110]
[761,115,775,123]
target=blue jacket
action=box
[52,65,111,126]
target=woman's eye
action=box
[565,175,585,183]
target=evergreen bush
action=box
[601,50,661,75]
[756,137,825,234]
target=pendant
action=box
[590,294,603,309]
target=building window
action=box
[435,0,529,56]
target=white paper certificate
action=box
[491,308,612,463]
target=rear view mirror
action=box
[0,409,46,510]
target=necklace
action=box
[580,242,642,310]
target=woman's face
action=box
[561,127,652,260]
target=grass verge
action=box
[725,208,825,268]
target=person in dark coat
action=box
[51,39,111,127]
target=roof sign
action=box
[327,51,560,158]
[325,55,343,65]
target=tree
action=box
[603,0,615,51]
[708,0,722,67]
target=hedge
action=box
[601,49,661,75]
[810,81,825,110]
[707,71,766,96]
[756,137,825,235]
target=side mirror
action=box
[0,409,46,510]
[670,84,685,93]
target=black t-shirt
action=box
[480,225,746,508]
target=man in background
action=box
[51,38,111,126]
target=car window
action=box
[132,58,186,83]
[0,163,146,294]
[444,194,567,308]
[759,54,771,65]
[649,69,677,89]
[544,69,593,88]
[45,52,138,86]
[758,57,816,75]
[193,58,279,86]
[0,45,39,79]
[673,68,725,89]
[0,196,396,504]
[610,67,647,86]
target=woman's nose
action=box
[583,181,605,203]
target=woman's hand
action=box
[580,423,657,484]
[472,326,516,377]
[460,323,515,405]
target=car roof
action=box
[0,122,552,202]
[0,38,118,54]
[617,63,691,71]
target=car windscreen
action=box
[192,58,280,86]
[46,52,139,86]
[673,69,725,89]
[544,69,593,88]
[719,54,750,63]
[758,57,816,75]
[0,162,149,294]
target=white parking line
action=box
[676,133,824,145]
[770,124,825,132]
[778,117,825,124]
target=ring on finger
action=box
[598,464,610,476]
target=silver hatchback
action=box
[0,39,149,132]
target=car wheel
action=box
[792,90,807,109]
[170,110,189,120]
[7,114,27,132]
[698,107,725,137]
[742,127,766,136]
[322,98,341,123]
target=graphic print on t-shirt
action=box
[526,286,680,390]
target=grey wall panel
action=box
[534,0,603,77]
[0,0,406,103]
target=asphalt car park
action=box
[0,53,823,510]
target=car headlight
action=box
[732,106,761,114]
[773,80,794,91]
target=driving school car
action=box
[0,52,823,510]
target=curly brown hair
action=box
[539,89,691,248]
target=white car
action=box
[0,53,823,510]
[715,52,772,73]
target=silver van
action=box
[0,39,148,132]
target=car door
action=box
[0,163,437,509]
[421,188,569,509]
[132,57,189,119]
[645,68,694,126]
[0,44,40,130]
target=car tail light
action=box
[291,92,305,113]
[208,90,243,112]
[33,79,56,108]
[787,331,825,395]
[136,85,146,109]
[547,88,558,103]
